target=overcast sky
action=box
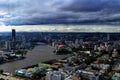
[0,0,120,32]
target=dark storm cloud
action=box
[60,0,104,12]
[1,0,120,25]
[59,0,120,13]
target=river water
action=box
[0,43,69,73]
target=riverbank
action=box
[0,43,70,73]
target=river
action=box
[0,43,69,73]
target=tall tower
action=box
[11,29,16,50]
[12,29,16,42]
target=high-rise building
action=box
[80,39,83,45]
[21,35,26,48]
[12,29,16,42]
[11,29,16,50]
[75,39,79,48]
[5,41,11,51]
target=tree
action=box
[15,50,27,57]
[0,78,5,80]
[0,69,4,74]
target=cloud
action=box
[59,0,120,12]
[59,0,104,12]
[0,25,119,32]
[0,0,120,25]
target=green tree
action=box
[15,50,27,57]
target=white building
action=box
[46,70,66,80]
[75,39,79,48]
[5,41,11,51]
[0,51,4,57]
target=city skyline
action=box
[0,1,120,79]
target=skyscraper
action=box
[11,29,16,50]
[12,29,16,42]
